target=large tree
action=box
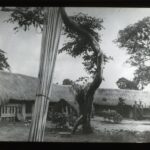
[0,7,108,134]
[60,8,106,134]
[115,17,150,90]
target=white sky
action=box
[0,7,150,90]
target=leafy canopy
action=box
[116,77,139,90]
[62,78,73,85]
[115,17,150,89]
[4,7,112,76]
[6,7,44,32]
[60,12,112,75]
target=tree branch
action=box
[60,7,103,55]
[60,7,104,96]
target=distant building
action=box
[93,88,150,119]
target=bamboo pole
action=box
[28,7,63,142]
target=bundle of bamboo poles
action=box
[28,7,63,141]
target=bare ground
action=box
[1,117,150,142]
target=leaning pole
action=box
[28,7,63,141]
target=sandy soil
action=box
[92,116,150,132]
[1,117,150,142]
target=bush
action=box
[101,110,123,123]
[67,115,77,127]
[51,112,68,128]
[113,113,123,123]
[47,111,54,121]
[48,112,77,129]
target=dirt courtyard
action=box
[92,116,150,132]
[1,116,150,142]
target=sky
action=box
[1,7,150,90]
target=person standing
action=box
[138,100,143,119]
[133,101,138,120]
[117,97,126,117]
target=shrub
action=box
[67,115,77,127]
[47,111,53,121]
[101,110,123,123]
[51,112,68,128]
[113,113,123,123]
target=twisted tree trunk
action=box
[60,7,104,134]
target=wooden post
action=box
[28,7,63,141]
[22,104,26,121]
[32,103,34,114]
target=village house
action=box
[0,71,79,122]
[93,88,150,119]
[0,71,150,121]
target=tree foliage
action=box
[60,12,112,75]
[115,17,150,89]
[2,7,112,76]
[5,7,44,32]
[0,49,10,71]
[62,78,73,85]
[116,77,139,90]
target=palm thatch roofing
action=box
[1,71,150,109]
[0,71,76,106]
[58,99,79,114]
[94,88,150,107]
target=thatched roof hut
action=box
[94,88,150,107]
[0,71,76,106]
[1,71,150,109]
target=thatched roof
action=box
[1,71,150,109]
[58,99,79,114]
[94,88,150,107]
[0,71,75,105]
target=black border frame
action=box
[0,0,149,148]
[0,0,150,7]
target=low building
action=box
[0,71,150,121]
[93,88,150,119]
[0,71,79,121]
